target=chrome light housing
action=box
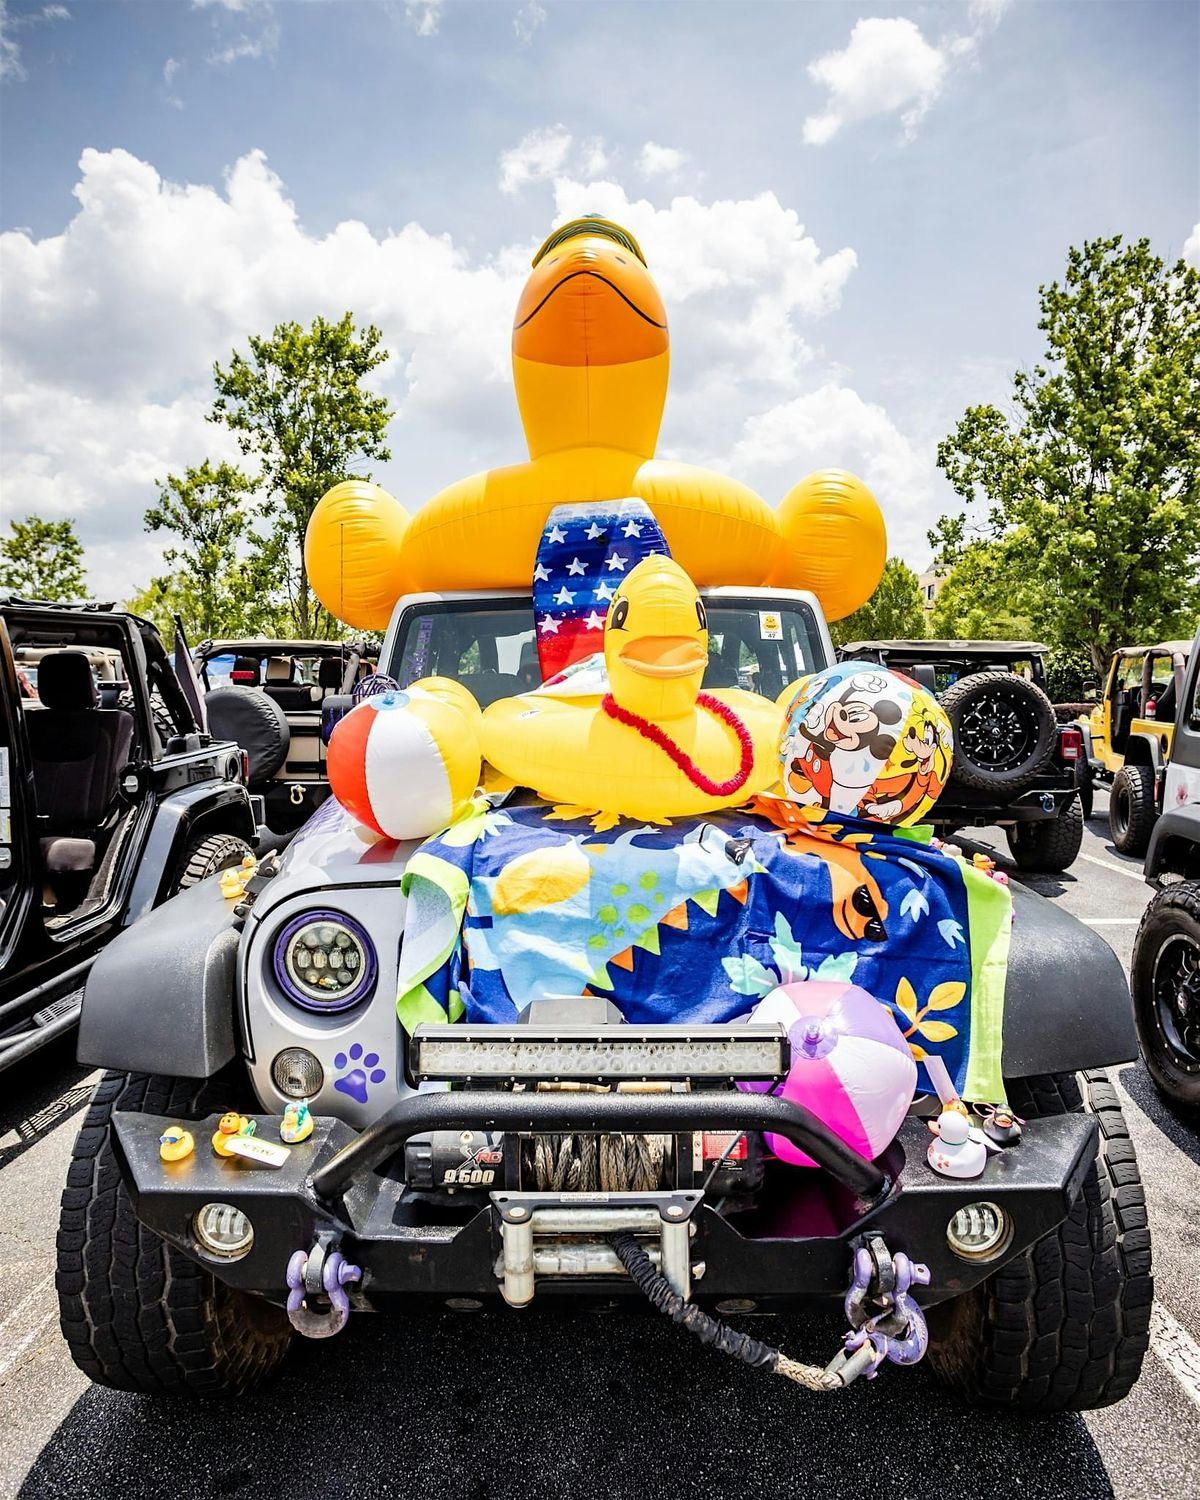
[273,910,377,1013]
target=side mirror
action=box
[1082,680,1099,699]
[321,694,354,746]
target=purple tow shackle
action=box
[841,1245,931,1378]
[286,1247,362,1339]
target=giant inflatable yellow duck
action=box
[305,215,887,629]
[482,555,782,819]
[400,218,782,592]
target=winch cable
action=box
[609,1232,841,1393]
[528,1132,667,1192]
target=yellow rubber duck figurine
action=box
[212,1112,256,1158]
[158,1126,195,1163]
[482,555,782,819]
[398,217,781,591]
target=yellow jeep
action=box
[1083,640,1192,854]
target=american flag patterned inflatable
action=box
[532,499,670,679]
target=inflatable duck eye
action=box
[610,596,630,631]
[696,600,708,630]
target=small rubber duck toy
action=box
[219,854,258,901]
[927,1108,1000,1179]
[280,1099,313,1144]
[978,1103,1024,1147]
[212,1111,257,1157]
[159,1126,195,1163]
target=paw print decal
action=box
[333,1042,386,1104]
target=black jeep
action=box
[1131,626,1200,1108]
[0,598,258,1071]
[195,639,375,838]
[841,640,1086,872]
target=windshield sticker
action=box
[759,611,783,641]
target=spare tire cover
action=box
[205,685,289,787]
[938,670,1057,793]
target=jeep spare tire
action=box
[938,671,1057,793]
[205,684,289,787]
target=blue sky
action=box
[2,0,1197,600]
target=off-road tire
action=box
[938,672,1058,794]
[1109,764,1156,856]
[57,1070,292,1396]
[173,832,253,892]
[1005,794,1085,873]
[205,684,289,787]
[1131,881,1200,1109]
[927,1070,1152,1411]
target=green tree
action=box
[210,314,392,637]
[831,557,928,648]
[934,237,1200,673]
[144,461,267,638]
[0,514,88,601]
[928,541,1034,641]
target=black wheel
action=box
[57,1070,292,1395]
[173,831,253,892]
[939,672,1058,794]
[1109,764,1156,855]
[205,684,289,787]
[1131,880,1200,1108]
[1005,794,1085,872]
[927,1070,1152,1411]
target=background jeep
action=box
[839,640,1086,872]
[0,597,257,1072]
[1131,626,1200,1107]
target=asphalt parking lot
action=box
[1,786,1198,1500]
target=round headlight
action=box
[273,910,376,1012]
[272,1047,325,1098]
[194,1202,254,1260]
[946,1201,1012,1262]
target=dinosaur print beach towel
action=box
[396,795,1011,1104]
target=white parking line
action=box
[1080,917,1140,926]
[1076,851,1148,883]
[1152,1301,1200,1412]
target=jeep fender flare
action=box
[125,783,256,924]
[79,877,242,1079]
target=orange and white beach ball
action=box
[327,687,481,841]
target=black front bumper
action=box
[113,1091,1098,1311]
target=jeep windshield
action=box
[384,596,827,707]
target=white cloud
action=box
[1,0,70,82]
[405,0,442,37]
[727,384,936,561]
[637,142,687,178]
[513,0,545,44]
[498,125,573,193]
[163,56,181,84]
[207,21,278,66]
[1,147,938,597]
[1184,222,1200,269]
[803,18,946,145]
[192,0,257,9]
[803,5,1010,146]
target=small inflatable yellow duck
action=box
[211,1112,256,1158]
[482,556,781,819]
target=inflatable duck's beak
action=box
[514,230,668,368]
[617,636,708,679]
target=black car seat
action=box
[26,651,135,875]
[263,656,320,712]
[909,664,938,692]
[317,657,346,697]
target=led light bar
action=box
[408,1024,789,1084]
